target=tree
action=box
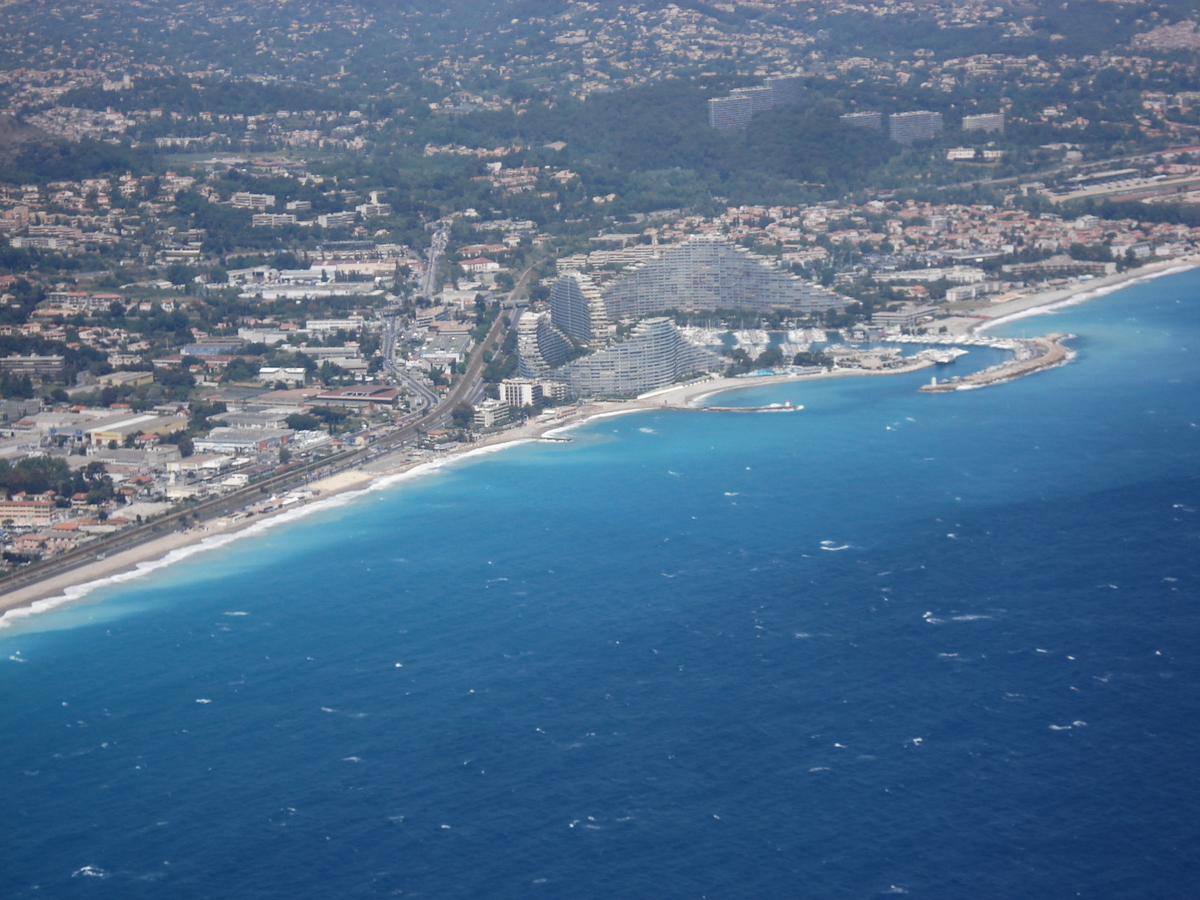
[162,430,194,457]
[165,262,192,286]
[285,413,320,431]
[0,456,71,496]
[451,402,474,429]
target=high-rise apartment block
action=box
[600,236,845,318]
[521,238,845,396]
[888,110,944,145]
[708,94,754,130]
[840,111,883,130]
[549,272,608,345]
[500,379,542,408]
[708,73,804,128]
[555,318,723,396]
[730,86,774,113]
[962,112,1005,134]
[765,75,806,107]
[515,311,572,378]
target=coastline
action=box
[950,254,1199,335]
[1,255,1195,630]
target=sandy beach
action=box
[2,255,1195,628]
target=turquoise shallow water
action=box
[2,271,1199,898]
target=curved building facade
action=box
[555,318,722,396]
[516,311,572,378]
[600,235,844,318]
[549,272,608,345]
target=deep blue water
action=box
[2,271,1199,899]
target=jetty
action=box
[920,334,1073,392]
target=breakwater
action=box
[920,334,1074,392]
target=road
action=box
[934,140,1200,196]
[0,261,537,598]
[419,226,449,299]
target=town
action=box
[2,0,1199,577]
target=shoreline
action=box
[953,254,1199,335]
[1,256,1196,630]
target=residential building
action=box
[252,213,298,227]
[708,94,754,130]
[472,398,509,429]
[317,212,356,228]
[230,192,275,210]
[840,111,882,130]
[962,112,1005,134]
[889,110,944,145]
[0,499,55,526]
[549,272,607,345]
[516,312,573,377]
[500,379,542,408]
[600,235,845,318]
[555,318,723,396]
[765,75,805,107]
[730,85,773,113]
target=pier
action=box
[673,402,803,413]
[920,334,1073,392]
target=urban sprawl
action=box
[1,0,1199,575]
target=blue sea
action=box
[3,270,1199,898]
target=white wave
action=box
[950,614,992,621]
[638,427,656,434]
[543,406,644,438]
[222,611,249,616]
[0,439,546,633]
[820,541,849,551]
[342,756,361,762]
[195,698,211,704]
[808,766,830,772]
[72,866,107,878]
[978,263,1195,332]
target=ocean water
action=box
[2,271,1199,898]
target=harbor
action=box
[920,333,1074,392]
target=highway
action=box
[0,263,534,598]
[935,141,1200,196]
